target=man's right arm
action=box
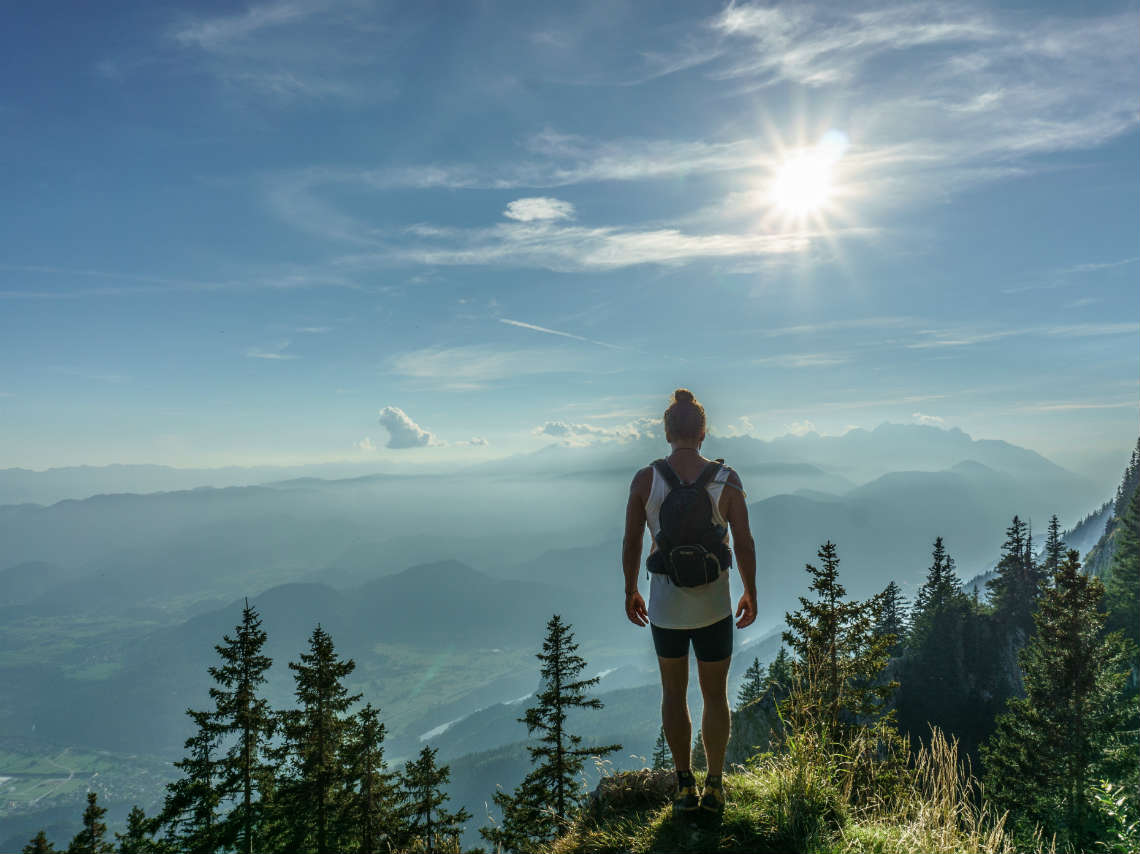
[621,467,651,626]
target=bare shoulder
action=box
[724,466,745,491]
[629,466,653,497]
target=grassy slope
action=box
[554,770,999,854]
[554,734,1021,854]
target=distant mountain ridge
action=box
[0,422,1099,507]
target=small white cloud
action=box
[533,417,659,446]
[503,197,576,222]
[711,416,755,438]
[784,419,817,436]
[456,437,490,447]
[356,436,376,452]
[378,406,442,449]
[912,412,945,426]
[246,340,297,360]
[296,326,331,334]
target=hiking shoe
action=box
[700,776,725,816]
[673,772,700,817]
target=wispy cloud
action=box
[753,317,916,337]
[386,344,601,390]
[1001,256,1140,294]
[503,197,576,222]
[0,264,362,298]
[907,322,1137,349]
[912,412,945,426]
[296,326,331,333]
[752,352,850,368]
[172,0,318,51]
[330,220,819,273]
[49,367,129,384]
[166,0,394,103]
[784,419,818,436]
[1012,400,1139,413]
[246,340,298,360]
[498,317,627,350]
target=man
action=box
[622,388,757,818]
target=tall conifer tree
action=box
[1105,484,1140,653]
[209,599,275,854]
[481,615,620,849]
[783,541,896,741]
[765,646,792,696]
[651,726,670,770]
[736,657,765,708]
[982,549,1135,849]
[398,746,469,854]
[157,709,221,854]
[114,806,156,854]
[873,580,908,655]
[343,703,399,854]
[66,792,113,854]
[987,516,1044,634]
[1043,514,1066,577]
[22,830,55,854]
[273,624,361,854]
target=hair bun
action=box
[673,388,695,404]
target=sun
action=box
[767,130,849,219]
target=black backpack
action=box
[645,458,733,588]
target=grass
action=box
[553,728,1041,854]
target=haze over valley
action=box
[0,422,1126,849]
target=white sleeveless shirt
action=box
[645,462,741,630]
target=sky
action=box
[1,0,1137,481]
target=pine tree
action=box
[67,791,113,854]
[481,615,620,850]
[22,830,56,854]
[782,541,896,742]
[911,537,961,636]
[1043,514,1065,578]
[1105,483,1140,653]
[873,580,908,655]
[987,516,1044,635]
[156,709,221,854]
[651,726,670,770]
[209,599,275,854]
[765,646,792,696]
[1085,439,1140,578]
[398,746,470,854]
[114,806,156,854]
[343,703,399,854]
[691,729,706,772]
[273,624,361,854]
[898,536,997,756]
[982,549,1136,849]
[484,777,546,854]
[736,657,765,708]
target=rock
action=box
[588,768,675,816]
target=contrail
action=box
[499,317,629,350]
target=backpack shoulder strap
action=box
[694,458,725,489]
[652,458,682,490]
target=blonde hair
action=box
[663,388,706,442]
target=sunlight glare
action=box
[769,130,849,217]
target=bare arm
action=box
[621,467,651,626]
[723,469,757,627]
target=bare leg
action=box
[697,656,731,776]
[657,655,691,772]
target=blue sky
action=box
[1,0,1137,478]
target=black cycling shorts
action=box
[650,615,733,662]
